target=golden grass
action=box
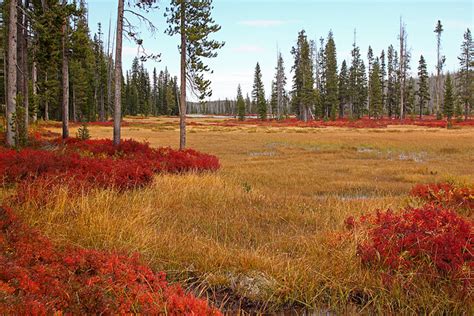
[9,117,474,313]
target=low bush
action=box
[348,204,473,296]
[0,138,220,196]
[411,183,474,211]
[0,206,221,315]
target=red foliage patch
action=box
[411,183,474,211]
[0,139,220,198]
[351,204,473,293]
[0,206,221,315]
[215,116,474,129]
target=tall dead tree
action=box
[399,18,407,120]
[113,0,124,145]
[434,20,444,116]
[6,0,18,146]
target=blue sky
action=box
[88,0,473,100]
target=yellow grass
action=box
[9,117,474,313]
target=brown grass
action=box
[10,117,474,314]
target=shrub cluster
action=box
[411,183,474,211]
[0,206,221,315]
[217,116,474,129]
[0,138,220,197]
[347,204,473,295]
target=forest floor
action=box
[13,117,474,314]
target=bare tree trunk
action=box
[31,33,38,122]
[6,0,18,147]
[106,18,114,122]
[44,72,49,120]
[179,1,186,150]
[113,0,124,146]
[72,85,76,122]
[16,0,23,101]
[399,18,405,120]
[61,2,69,139]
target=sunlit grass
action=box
[11,117,474,313]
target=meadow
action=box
[4,117,474,314]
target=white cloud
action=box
[232,45,265,53]
[238,19,288,28]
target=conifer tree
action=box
[457,28,473,120]
[406,77,416,116]
[166,0,224,149]
[252,62,266,120]
[236,84,245,121]
[291,30,314,121]
[386,45,398,117]
[417,55,430,118]
[323,30,338,120]
[367,45,374,112]
[443,72,454,119]
[274,52,287,119]
[338,60,349,118]
[349,34,367,119]
[379,50,386,112]
[369,58,383,118]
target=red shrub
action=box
[0,149,154,192]
[0,206,221,315]
[352,204,473,292]
[410,183,474,211]
[0,139,220,198]
[215,116,474,129]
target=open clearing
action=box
[16,117,474,313]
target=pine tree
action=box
[274,52,287,119]
[324,30,338,120]
[417,55,430,118]
[369,58,383,118]
[252,62,266,120]
[386,45,398,118]
[349,34,367,119]
[379,50,386,114]
[338,60,349,118]
[166,0,224,149]
[443,72,454,119]
[291,30,314,121]
[457,28,473,120]
[406,77,416,116]
[270,81,277,118]
[434,20,445,117]
[236,84,245,121]
[367,46,374,113]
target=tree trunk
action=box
[399,19,405,120]
[44,72,49,121]
[72,85,77,122]
[32,61,37,122]
[179,1,186,150]
[23,0,29,129]
[113,0,124,146]
[61,3,69,139]
[6,0,18,147]
[16,0,23,101]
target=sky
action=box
[87,0,473,101]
